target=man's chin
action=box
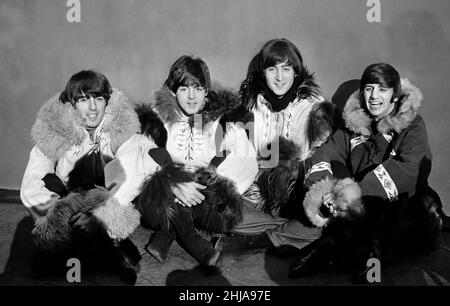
[85,121,101,129]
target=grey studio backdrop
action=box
[1,0,449,213]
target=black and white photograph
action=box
[0,0,449,292]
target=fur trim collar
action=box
[343,79,423,135]
[151,84,240,127]
[239,68,321,110]
[31,89,140,162]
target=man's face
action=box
[363,83,395,120]
[264,60,295,96]
[75,95,107,128]
[175,85,206,115]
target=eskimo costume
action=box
[292,79,443,279]
[21,89,156,280]
[136,86,258,265]
[223,68,341,250]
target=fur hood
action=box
[150,84,241,127]
[343,79,423,136]
[239,67,321,111]
[31,89,140,162]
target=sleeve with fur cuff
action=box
[303,129,350,188]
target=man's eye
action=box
[78,97,88,103]
[196,87,205,91]
[95,97,105,102]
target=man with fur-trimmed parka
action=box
[289,63,445,282]
[21,70,156,284]
[214,38,341,255]
[136,55,258,266]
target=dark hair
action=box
[163,55,211,93]
[59,70,112,105]
[258,38,304,74]
[360,63,402,99]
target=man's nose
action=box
[188,87,195,99]
[276,68,282,81]
[371,87,380,98]
[88,97,97,110]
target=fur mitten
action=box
[303,177,364,227]
[32,188,109,251]
[191,167,243,233]
[250,137,301,215]
[137,164,243,234]
[32,187,141,252]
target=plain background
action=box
[1,0,449,213]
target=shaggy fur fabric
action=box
[192,167,244,233]
[303,177,335,227]
[253,137,302,215]
[343,79,423,136]
[138,163,192,230]
[32,188,109,251]
[307,101,342,148]
[137,164,243,234]
[32,187,141,251]
[303,177,363,227]
[92,197,141,241]
[31,89,140,162]
[135,104,168,148]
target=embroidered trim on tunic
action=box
[373,164,398,201]
[350,135,369,151]
[174,121,205,162]
[304,161,333,182]
[262,102,294,144]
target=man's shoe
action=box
[289,236,335,278]
[145,229,175,262]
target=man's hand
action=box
[170,182,206,207]
[69,212,100,236]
